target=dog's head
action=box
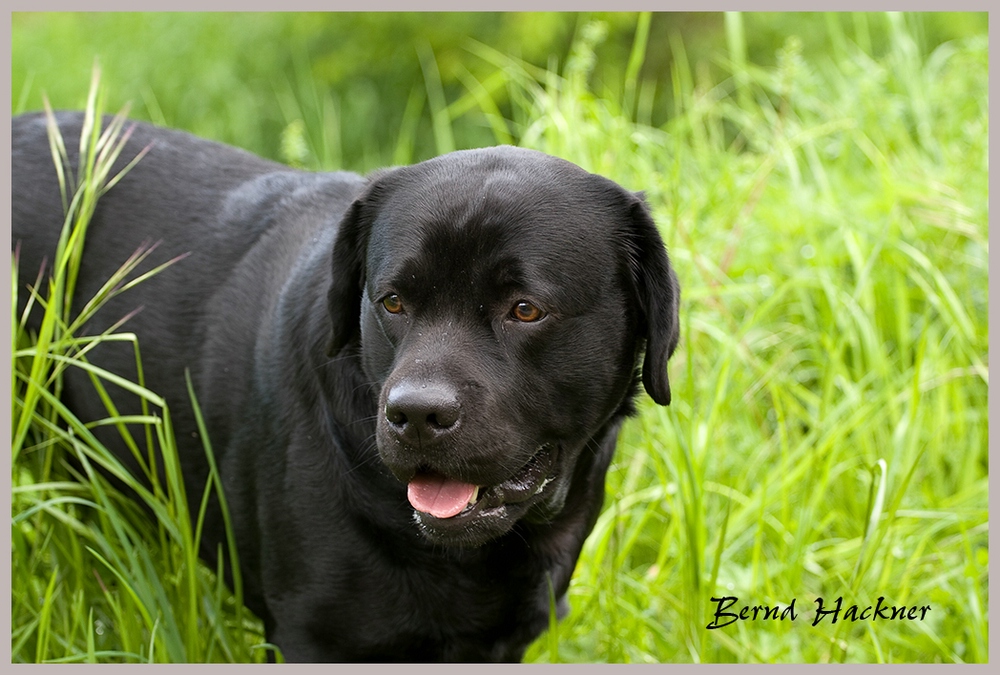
[327,147,679,546]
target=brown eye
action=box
[511,301,545,322]
[382,294,403,314]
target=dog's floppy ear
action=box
[624,193,681,406]
[327,170,396,356]
[326,199,368,356]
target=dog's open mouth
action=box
[406,445,557,523]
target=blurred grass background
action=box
[12,11,986,170]
[11,11,988,664]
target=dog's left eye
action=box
[510,301,545,322]
[381,294,404,314]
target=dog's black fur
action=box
[12,111,680,662]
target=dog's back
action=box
[11,111,365,538]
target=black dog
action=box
[12,111,680,662]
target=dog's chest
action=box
[308,549,549,661]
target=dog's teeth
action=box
[469,486,480,505]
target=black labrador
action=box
[12,111,680,662]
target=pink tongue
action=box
[407,472,477,519]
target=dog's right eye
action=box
[511,301,545,322]
[381,294,404,314]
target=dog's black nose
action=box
[385,381,461,442]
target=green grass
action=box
[515,13,988,663]
[11,12,988,663]
[11,72,278,664]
